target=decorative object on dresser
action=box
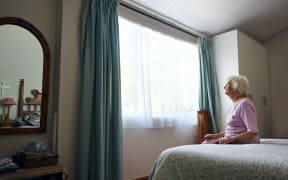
[24,141,48,153]
[18,79,42,117]
[1,97,16,121]
[14,79,42,128]
[0,141,65,179]
[0,98,16,128]
[12,141,58,169]
[12,152,59,169]
[0,158,20,174]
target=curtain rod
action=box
[119,1,200,38]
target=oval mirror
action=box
[0,17,50,134]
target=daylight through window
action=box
[119,16,199,128]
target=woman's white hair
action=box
[227,75,249,96]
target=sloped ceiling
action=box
[121,0,288,42]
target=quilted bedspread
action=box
[149,139,288,180]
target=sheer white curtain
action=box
[119,17,199,128]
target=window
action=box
[119,14,199,128]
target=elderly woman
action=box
[203,75,260,144]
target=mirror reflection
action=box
[0,24,43,128]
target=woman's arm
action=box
[218,131,258,144]
[204,131,225,140]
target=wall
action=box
[57,0,81,179]
[123,127,196,180]
[0,0,58,157]
[265,28,288,138]
[212,30,239,129]
[237,31,271,138]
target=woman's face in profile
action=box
[224,81,234,96]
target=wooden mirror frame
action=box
[0,17,50,134]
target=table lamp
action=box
[1,98,16,121]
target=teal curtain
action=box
[198,37,219,133]
[78,0,122,179]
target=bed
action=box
[15,79,42,127]
[149,139,288,180]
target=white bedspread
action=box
[149,139,288,180]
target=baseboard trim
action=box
[133,176,149,180]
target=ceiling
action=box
[121,0,288,42]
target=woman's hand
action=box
[218,137,236,144]
[203,133,219,141]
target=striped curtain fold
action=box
[78,0,122,179]
[198,37,219,133]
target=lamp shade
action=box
[1,98,16,105]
